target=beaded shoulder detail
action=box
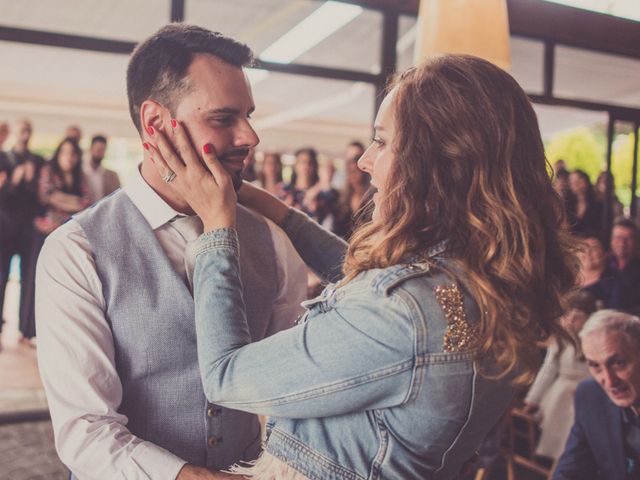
[434,283,478,353]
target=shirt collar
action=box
[124,164,181,230]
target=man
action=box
[554,310,640,479]
[36,24,307,480]
[0,121,9,150]
[65,124,83,143]
[83,134,121,203]
[607,218,640,314]
[0,119,44,338]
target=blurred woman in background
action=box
[568,169,603,238]
[257,152,285,198]
[523,290,596,460]
[19,137,90,342]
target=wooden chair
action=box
[506,407,557,480]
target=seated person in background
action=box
[578,235,624,309]
[523,291,596,459]
[554,310,640,480]
[607,218,640,315]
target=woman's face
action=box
[263,154,280,178]
[294,152,313,181]
[569,173,588,196]
[357,88,396,221]
[560,308,589,336]
[58,142,78,172]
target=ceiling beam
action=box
[0,25,135,54]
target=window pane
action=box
[251,72,374,153]
[0,0,171,42]
[555,46,640,109]
[187,0,382,74]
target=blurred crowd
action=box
[0,119,120,348]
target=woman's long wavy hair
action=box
[343,55,578,384]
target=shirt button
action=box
[207,436,222,447]
[207,407,221,417]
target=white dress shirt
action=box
[35,166,307,480]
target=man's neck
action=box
[90,159,102,170]
[140,158,194,215]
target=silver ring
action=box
[162,170,176,183]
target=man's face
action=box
[0,123,9,146]
[611,226,636,262]
[90,141,107,164]
[17,121,32,145]
[578,237,605,271]
[583,330,640,409]
[172,54,259,191]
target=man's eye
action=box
[211,117,233,125]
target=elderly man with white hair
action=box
[554,309,640,479]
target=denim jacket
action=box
[192,209,516,480]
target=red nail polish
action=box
[143,142,150,151]
[171,119,177,128]
[203,144,212,154]
[147,126,154,135]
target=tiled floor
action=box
[1,277,67,480]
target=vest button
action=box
[207,436,222,447]
[207,407,221,417]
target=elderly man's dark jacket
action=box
[554,378,634,480]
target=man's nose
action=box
[235,119,259,148]
[601,367,619,389]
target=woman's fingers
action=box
[148,125,186,177]
[144,141,175,181]
[201,143,233,189]
[169,120,208,176]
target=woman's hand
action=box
[146,121,237,232]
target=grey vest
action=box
[75,190,279,468]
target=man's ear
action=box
[140,100,168,137]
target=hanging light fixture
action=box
[413,0,511,70]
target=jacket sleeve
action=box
[193,228,416,419]
[280,207,348,284]
[552,383,599,480]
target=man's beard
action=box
[230,170,243,192]
[219,147,250,192]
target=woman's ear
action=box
[140,100,167,137]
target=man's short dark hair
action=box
[613,217,638,234]
[126,23,254,134]
[91,134,107,146]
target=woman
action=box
[523,290,596,459]
[19,137,90,341]
[256,151,286,198]
[148,55,577,479]
[595,170,624,223]
[332,155,371,239]
[568,169,603,238]
[282,147,319,214]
